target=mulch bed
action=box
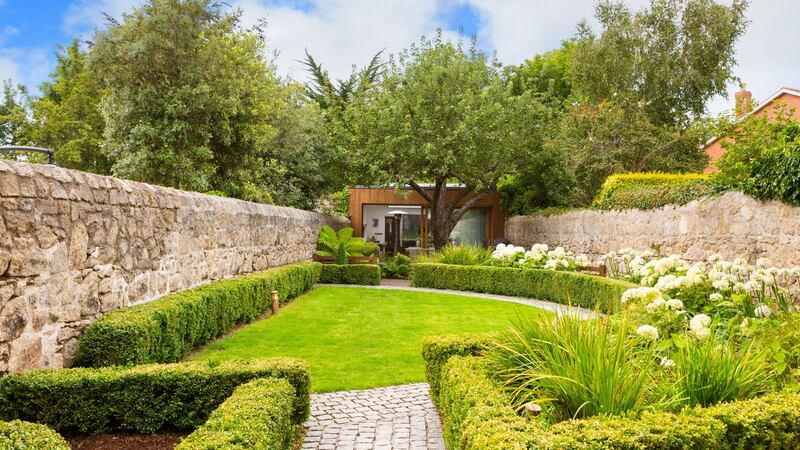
[66,432,188,450]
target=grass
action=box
[191,286,546,393]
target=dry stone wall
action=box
[0,160,346,374]
[506,192,800,266]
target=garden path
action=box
[301,383,444,450]
[321,282,599,319]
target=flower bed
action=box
[75,262,321,367]
[319,264,381,285]
[411,263,635,313]
[0,420,70,450]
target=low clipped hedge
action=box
[0,358,310,434]
[411,263,634,313]
[432,351,800,450]
[75,262,321,367]
[177,378,297,450]
[592,172,714,210]
[0,420,69,450]
[319,264,381,285]
[422,333,496,400]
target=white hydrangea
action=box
[646,298,667,313]
[756,257,773,268]
[621,287,663,305]
[636,325,659,341]
[689,314,711,339]
[492,243,525,260]
[709,293,723,302]
[754,304,773,318]
[660,357,676,368]
[665,299,684,311]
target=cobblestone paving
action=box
[301,383,445,450]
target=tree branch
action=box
[451,189,490,224]
[408,180,433,203]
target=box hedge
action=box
[421,333,496,400]
[411,263,634,313]
[0,358,310,434]
[318,264,381,285]
[0,420,69,450]
[74,262,321,367]
[592,172,715,210]
[177,378,297,450]
[433,351,800,450]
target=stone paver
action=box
[302,383,445,450]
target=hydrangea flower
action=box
[665,299,684,310]
[636,325,659,341]
[660,357,676,368]
[689,314,711,339]
[754,304,772,318]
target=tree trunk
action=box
[408,179,490,250]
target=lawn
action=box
[191,286,548,392]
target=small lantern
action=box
[271,291,280,315]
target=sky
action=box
[0,0,799,116]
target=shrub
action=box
[381,254,410,279]
[421,333,497,400]
[411,263,635,313]
[745,143,800,206]
[420,245,492,266]
[489,313,665,420]
[177,378,296,450]
[592,172,715,210]
[0,359,310,434]
[437,356,533,450]
[319,264,381,285]
[0,420,69,450]
[74,262,320,367]
[703,390,800,449]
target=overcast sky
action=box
[1,0,798,116]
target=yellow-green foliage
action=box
[421,333,497,400]
[593,172,714,210]
[177,378,297,450]
[411,263,635,313]
[0,359,310,434]
[74,262,321,367]
[0,420,69,450]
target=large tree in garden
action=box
[26,40,110,174]
[90,0,284,201]
[337,34,551,248]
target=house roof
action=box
[704,87,800,148]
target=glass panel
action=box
[450,209,488,247]
[402,214,421,243]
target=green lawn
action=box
[191,286,547,392]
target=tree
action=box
[90,0,284,200]
[301,49,385,110]
[0,80,30,147]
[26,40,110,174]
[507,41,574,106]
[336,33,551,248]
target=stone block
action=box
[7,237,47,277]
[0,296,27,342]
[0,172,19,197]
[69,222,89,268]
[6,335,41,373]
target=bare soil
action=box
[66,432,188,450]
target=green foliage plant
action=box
[0,359,310,434]
[318,264,381,285]
[74,262,321,367]
[316,226,374,260]
[381,254,410,279]
[0,420,69,450]
[592,172,715,210]
[176,378,297,450]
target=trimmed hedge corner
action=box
[75,262,321,367]
[422,333,496,401]
[433,352,800,449]
[592,172,714,210]
[0,420,69,450]
[177,378,297,450]
[0,358,310,434]
[411,263,634,313]
[319,264,381,285]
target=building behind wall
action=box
[347,186,505,250]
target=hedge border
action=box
[0,358,310,434]
[0,420,70,450]
[592,172,714,210]
[411,263,635,313]
[319,264,381,285]
[75,262,322,367]
[429,347,800,450]
[421,333,496,401]
[176,378,297,450]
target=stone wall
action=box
[506,192,800,266]
[0,160,346,374]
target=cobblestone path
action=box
[301,383,445,450]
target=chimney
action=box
[735,83,752,119]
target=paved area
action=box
[320,283,599,319]
[301,383,445,450]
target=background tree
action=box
[90,0,284,201]
[335,33,551,248]
[26,40,109,173]
[0,81,30,147]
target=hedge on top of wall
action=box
[177,378,297,450]
[0,358,310,434]
[74,262,322,367]
[411,263,634,313]
[318,264,381,285]
[592,172,715,210]
[430,351,800,450]
[0,420,70,450]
